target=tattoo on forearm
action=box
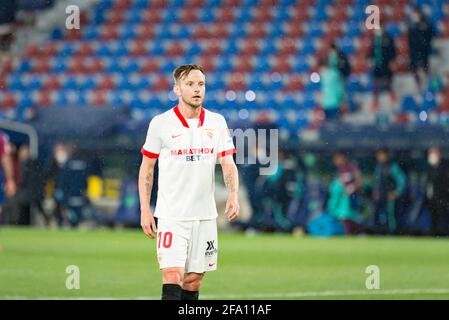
[145,172,153,198]
[224,171,236,193]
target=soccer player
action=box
[0,130,16,223]
[138,64,240,300]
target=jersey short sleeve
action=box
[217,115,236,158]
[141,116,161,158]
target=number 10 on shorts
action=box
[157,232,173,249]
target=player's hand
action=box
[5,180,16,198]
[225,193,240,222]
[140,209,157,239]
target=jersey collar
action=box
[173,104,205,128]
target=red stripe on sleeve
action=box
[141,147,159,159]
[218,148,237,158]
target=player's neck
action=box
[178,102,202,119]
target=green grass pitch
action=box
[1,227,448,300]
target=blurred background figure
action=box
[0,130,16,224]
[3,144,46,225]
[328,151,363,234]
[0,0,17,59]
[329,41,351,81]
[370,27,397,110]
[425,147,449,236]
[408,6,435,91]
[320,55,345,121]
[47,143,88,228]
[372,148,407,235]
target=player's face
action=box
[175,70,206,109]
[333,154,345,167]
[376,151,388,164]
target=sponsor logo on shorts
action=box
[205,240,217,257]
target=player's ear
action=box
[173,83,181,97]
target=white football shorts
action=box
[156,218,218,273]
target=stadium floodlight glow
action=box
[270,72,282,82]
[245,90,256,102]
[238,108,249,120]
[419,111,427,122]
[225,90,237,101]
[310,72,320,83]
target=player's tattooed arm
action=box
[138,156,157,211]
[224,171,237,193]
[145,171,153,199]
[138,156,158,238]
[220,155,240,221]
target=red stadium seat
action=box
[25,43,40,57]
[210,23,230,39]
[283,22,305,38]
[351,54,370,74]
[192,24,209,39]
[36,90,53,108]
[290,8,310,22]
[197,57,216,72]
[221,0,241,7]
[91,90,108,107]
[42,77,61,90]
[148,0,167,9]
[100,25,119,40]
[356,34,373,56]
[65,29,83,41]
[180,9,199,24]
[329,6,348,21]
[246,22,267,38]
[233,57,254,73]
[390,6,406,22]
[186,0,205,8]
[259,0,278,5]
[141,10,164,23]
[32,58,51,73]
[283,75,304,92]
[140,59,161,74]
[391,56,409,74]
[0,58,13,76]
[252,7,273,23]
[107,10,126,24]
[272,57,292,73]
[151,75,171,92]
[136,24,156,39]
[129,40,148,56]
[77,42,95,56]
[215,8,235,23]
[226,72,247,91]
[2,93,17,109]
[325,21,344,38]
[69,56,87,74]
[278,38,298,55]
[202,40,222,56]
[0,76,6,90]
[96,76,116,90]
[165,42,186,57]
[113,0,133,10]
[240,39,260,55]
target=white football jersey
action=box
[141,105,236,221]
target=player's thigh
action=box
[186,219,218,273]
[156,219,190,269]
